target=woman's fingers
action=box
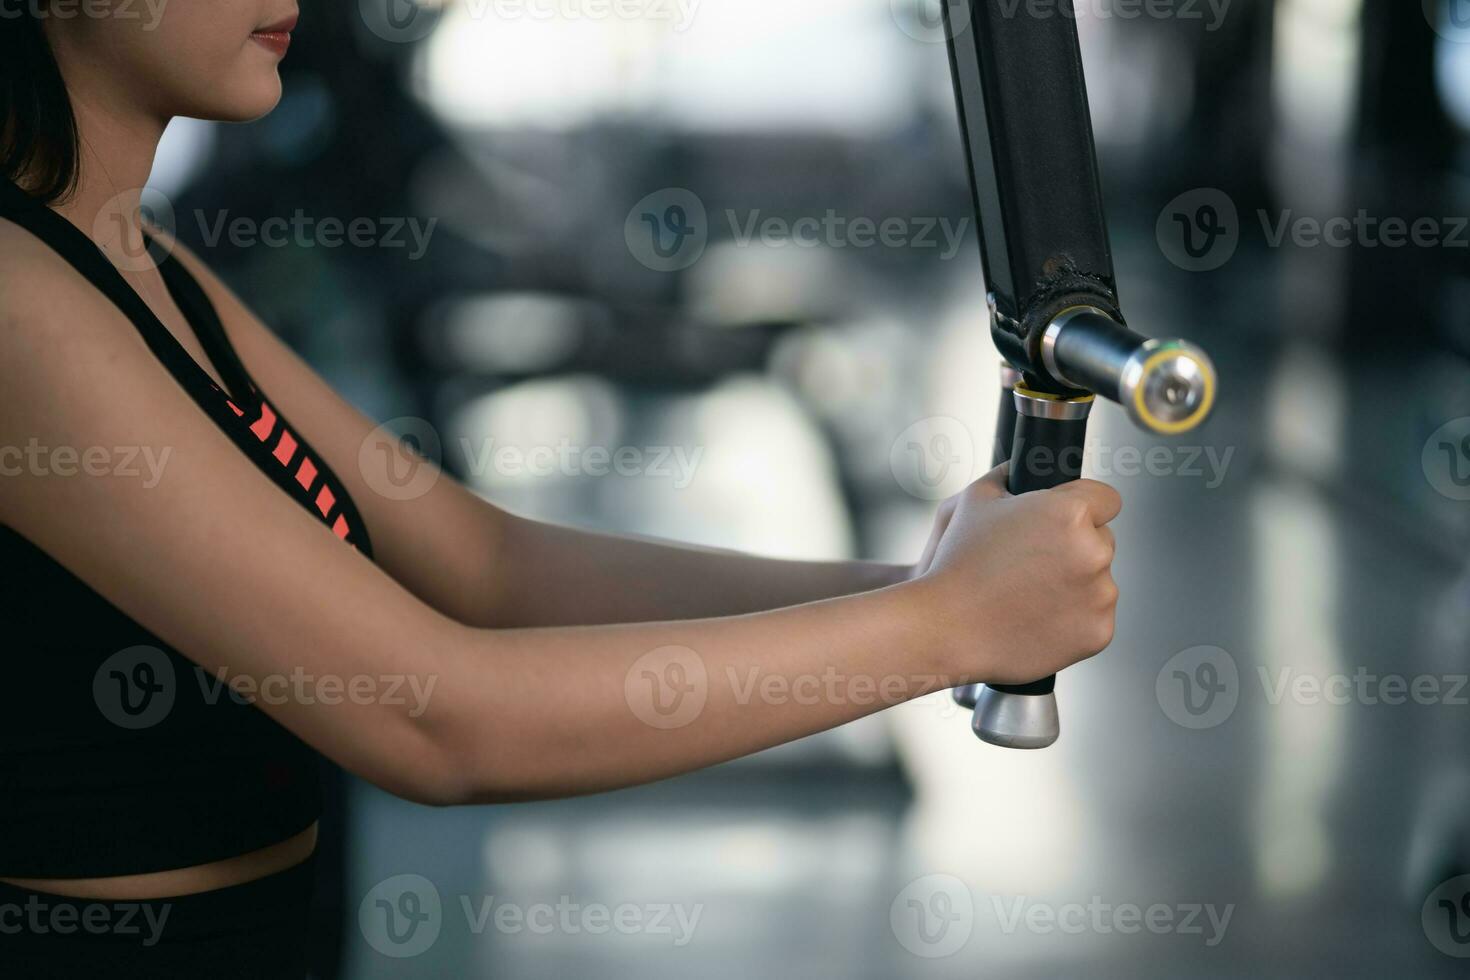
[1052,477,1122,526]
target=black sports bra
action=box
[0,178,373,877]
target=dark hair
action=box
[0,8,79,203]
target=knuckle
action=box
[1044,495,1086,528]
[1061,496,1090,523]
[1065,534,1110,574]
[1083,478,1120,506]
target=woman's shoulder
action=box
[0,213,139,321]
[0,217,142,378]
[0,215,91,306]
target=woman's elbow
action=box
[363,629,535,807]
[388,697,520,808]
[352,722,472,808]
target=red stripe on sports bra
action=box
[228,397,357,548]
[295,457,317,491]
[273,429,298,466]
[250,403,277,441]
[315,485,336,519]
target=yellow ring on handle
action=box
[1013,385,1095,404]
[1132,347,1216,435]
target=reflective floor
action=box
[336,235,1470,978]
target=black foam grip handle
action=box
[988,409,1089,697]
[1009,414,1088,494]
[992,381,1019,468]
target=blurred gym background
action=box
[146,0,1469,976]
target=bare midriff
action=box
[0,822,319,900]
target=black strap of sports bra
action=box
[1,178,376,558]
[152,244,257,401]
[0,178,255,405]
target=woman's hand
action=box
[910,464,1121,687]
[912,486,963,581]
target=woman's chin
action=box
[187,78,284,124]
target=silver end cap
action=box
[1120,339,1217,435]
[971,685,1060,749]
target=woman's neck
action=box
[46,46,169,260]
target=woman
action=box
[0,4,1120,976]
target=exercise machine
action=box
[941,1,1219,748]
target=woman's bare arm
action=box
[0,243,1121,807]
[164,241,907,629]
[461,518,909,627]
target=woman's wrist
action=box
[865,574,960,690]
[888,572,1000,689]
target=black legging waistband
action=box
[0,855,317,979]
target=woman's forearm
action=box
[437,577,946,804]
[483,512,911,627]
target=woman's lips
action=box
[251,14,296,57]
[250,31,291,57]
